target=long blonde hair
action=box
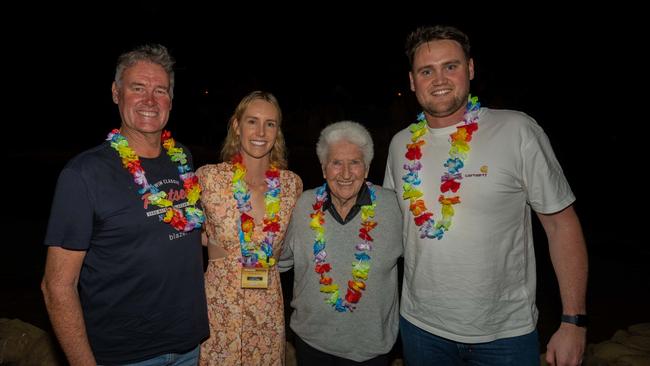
[220,91,287,169]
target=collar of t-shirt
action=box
[323,182,371,225]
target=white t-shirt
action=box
[383,108,575,343]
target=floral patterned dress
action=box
[197,162,302,365]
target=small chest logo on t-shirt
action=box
[464,165,489,178]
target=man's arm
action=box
[537,204,588,366]
[41,246,96,366]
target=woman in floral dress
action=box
[197,91,302,365]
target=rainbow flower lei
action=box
[310,182,377,312]
[107,129,205,232]
[231,154,281,268]
[402,95,480,240]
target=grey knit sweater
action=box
[279,184,403,362]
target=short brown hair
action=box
[405,25,471,68]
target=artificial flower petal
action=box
[310,182,376,312]
[400,95,480,240]
[107,129,204,232]
[231,156,282,269]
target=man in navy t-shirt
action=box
[41,44,209,365]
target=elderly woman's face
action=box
[323,140,367,206]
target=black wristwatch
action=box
[561,314,588,327]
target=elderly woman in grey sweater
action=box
[280,121,403,365]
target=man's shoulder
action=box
[64,142,112,170]
[393,124,413,137]
[386,125,413,149]
[481,107,538,128]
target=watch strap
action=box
[561,314,588,327]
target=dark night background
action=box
[3,4,647,361]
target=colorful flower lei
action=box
[402,95,480,239]
[107,129,205,232]
[310,182,377,312]
[232,154,281,268]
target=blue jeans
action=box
[101,345,200,366]
[400,316,539,366]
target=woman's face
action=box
[234,99,279,161]
[323,140,367,207]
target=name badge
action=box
[241,268,269,289]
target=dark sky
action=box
[8,6,644,252]
[14,8,613,150]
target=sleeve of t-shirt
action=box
[44,168,94,250]
[382,140,396,190]
[522,127,576,214]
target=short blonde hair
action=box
[220,91,287,169]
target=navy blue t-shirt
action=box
[44,141,209,364]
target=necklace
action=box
[402,95,480,239]
[232,154,281,268]
[107,129,205,232]
[310,182,377,312]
